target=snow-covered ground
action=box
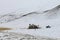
[0,32,39,40]
[0,32,58,40]
[0,5,60,40]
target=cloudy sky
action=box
[0,0,60,14]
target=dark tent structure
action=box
[28,24,40,29]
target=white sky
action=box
[0,0,60,14]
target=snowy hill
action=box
[0,11,39,24]
[0,5,60,24]
[0,5,60,38]
[43,5,60,19]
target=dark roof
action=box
[28,24,39,29]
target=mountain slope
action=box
[0,5,60,38]
[43,5,60,19]
[0,12,39,24]
[1,5,60,24]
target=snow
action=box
[0,5,60,39]
[0,32,59,40]
[0,32,39,40]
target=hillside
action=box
[0,5,60,39]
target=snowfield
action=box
[0,5,60,40]
[0,32,58,40]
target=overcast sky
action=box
[0,0,60,14]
